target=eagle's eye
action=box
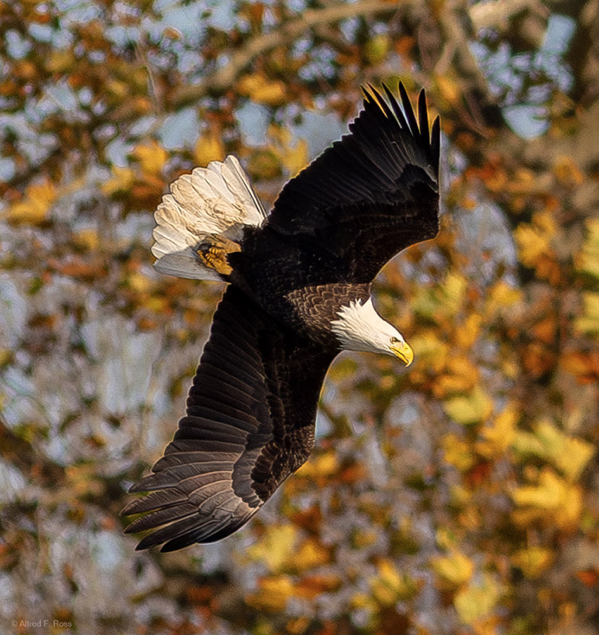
[390,336,400,344]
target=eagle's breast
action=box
[281,282,371,345]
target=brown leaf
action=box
[294,574,342,599]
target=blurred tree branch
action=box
[173,0,398,108]
[470,0,548,45]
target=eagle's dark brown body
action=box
[230,228,374,343]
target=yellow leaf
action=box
[441,272,468,316]
[267,124,309,176]
[369,559,419,604]
[291,537,330,572]
[350,591,377,613]
[411,287,441,320]
[532,210,558,235]
[412,272,467,321]
[436,75,461,105]
[448,357,477,379]
[47,49,74,73]
[435,527,458,550]
[245,575,294,612]
[0,349,12,367]
[132,140,168,176]
[280,138,308,176]
[443,433,476,472]
[351,527,378,549]
[511,546,554,579]
[434,356,479,397]
[512,419,595,481]
[512,468,564,509]
[576,218,599,279]
[511,430,545,460]
[507,168,537,195]
[127,271,153,294]
[246,524,298,573]
[511,468,583,530]
[574,292,599,336]
[485,280,522,317]
[106,78,129,101]
[475,404,518,458]
[449,484,473,508]
[443,386,493,425]
[238,73,286,106]
[5,178,57,225]
[514,224,550,266]
[267,124,293,146]
[252,81,286,107]
[365,34,390,64]
[410,332,449,373]
[145,296,169,314]
[544,431,594,483]
[558,486,583,530]
[101,166,136,196]
[73,229,100,251]
[247,149,282,180]
[454,314,482,349]
[193,130,225,166]
[431,551,474,590]
[514,211,557,267]
[296,451,338,480]
[453,574,502,625]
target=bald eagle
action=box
[122,84,440,551]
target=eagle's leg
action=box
[194,234,241,276]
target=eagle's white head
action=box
[330,298,413,366]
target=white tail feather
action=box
[152,156,266,280]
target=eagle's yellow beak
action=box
[391,341,414,367]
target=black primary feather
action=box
[123,286,335,551]
[234,83,441,295]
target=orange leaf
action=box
[553,156,584,187]
[294,574,342,599]
[576,569,599,587]
[561,350,599,384]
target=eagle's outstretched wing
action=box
[122,286,335,551]
[265,84,441,284]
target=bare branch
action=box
[469,0,548,33]
[172,1,397,108]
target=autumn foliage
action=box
[0,1,598,635]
